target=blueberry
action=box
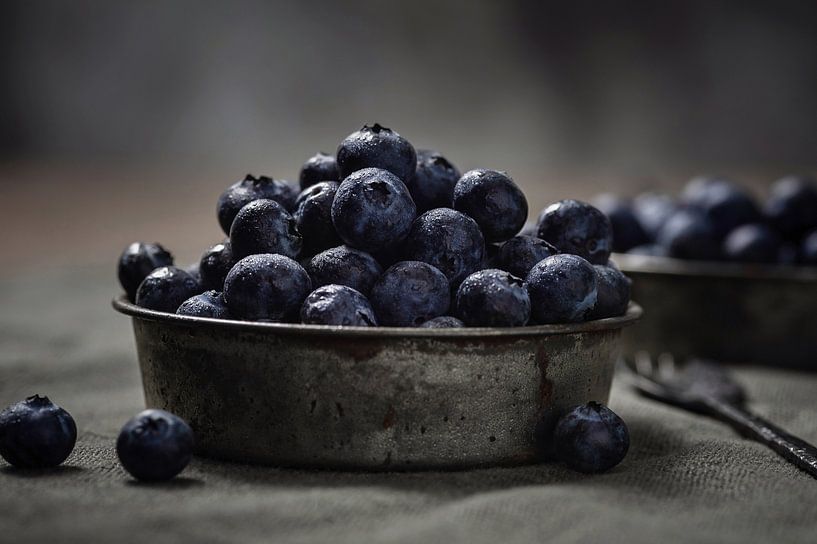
[217,174,298,235]
[680,175,732,203]
[455,269,530,327]
[656,208,721,261]
[592,194,650,252]
[588,265,631,319]
[229,199,302,260]
[453,169,528,243]
[300,284,377,326]
[336,123,417,182]
[536,200,613,265]
[293,181,341,255]
[135,266,201,313]
[681,178,761,238]
[406,149,461,212]
[800,229,817,265]
[526,254,598,324]
[419,316,464,328]
[331,167,416,252]
[116,409,194,482]
[632,192,678,240]
[370,261,450,327]
[224,254,312,322]
[0,395,77,468]
[176,290,230,319]
[299,152,339,190]
[553,402,629,473]
[118,242,174,301]
[403,208,485,287]
[495,235,558,279]
[764,176,817,240]
[627,243,669,257]
[198,242,235,291]
[306,245,382,295]
[723,224,781,264]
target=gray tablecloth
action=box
[1,266,816,544]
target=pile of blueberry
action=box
[595,175,817,265]
[119,123,631,327]
[0,395,193,482]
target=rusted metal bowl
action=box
[615,253,817,370]
[113,296,640,470]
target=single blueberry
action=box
[495,235,558,279]
[331,167,416,252]
[553,402,630,473]
[229,199,303,260]
[680,175,733,203]
[224,254,312,322]
[118,242,174,301]
[592,194,650,252]
[176,290,231,319]
[632,192,678,240]
[370,261,450,327]
[116,409,194,482]
[199,241,236,291]
[300,284,378,326]
[799,229,817,265]
[135,266,201,313]
[455,269,530,327]
[293,181,341,255]
[306,245,382,295]
[681,177,761,238]
[656,208,722,261]
[627,244,669,257]
[588,265,631,319]
[0,395,77,469]
[402,208,485,288]
[764,176,817,240]
[299,152,340,190]
[453,169,528,243]
[217,174,298,234]
[526,254,598,324]
[405,149,461,213]
[336,123,417,182]
[723,224,781,264]
[536,200,613,265]
[419,316,464,328]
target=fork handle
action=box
[704,397,817,479]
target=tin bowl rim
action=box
[112,296,642,338]
[614,252,817,282]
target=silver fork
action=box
[619,352,817,479]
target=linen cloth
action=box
[1,266,816,544]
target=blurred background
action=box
[1,0,816,271]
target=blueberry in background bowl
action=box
[403,208,485,288]
[305,245,383,296]
[135,266,201,313]
[764,175,817,241]
[455,269,530,327]
[453,169,528,243]
[117,409,193,482]
[336,123,417,183]
[406,149,461,213]
[217,174,297,234]
[331,167,417,253]
[680,177,761,238]
[118,242,174,301]
[536,199,613,265]
[591,194,649,253]
[299,151,339,190]
[656,208,722,261]
[224,254,312,322]
[300,284,378,326]
[723,223,781,264]
[369,261,450,327]
[229,199,303,260]
[527,254,598,324]
[0,395,77,469]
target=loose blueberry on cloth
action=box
[117,409,194,482]
[0,395,77,469]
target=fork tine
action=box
[657,352,676,381]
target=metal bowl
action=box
[113,296,640,470]
[615,253,817,370]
